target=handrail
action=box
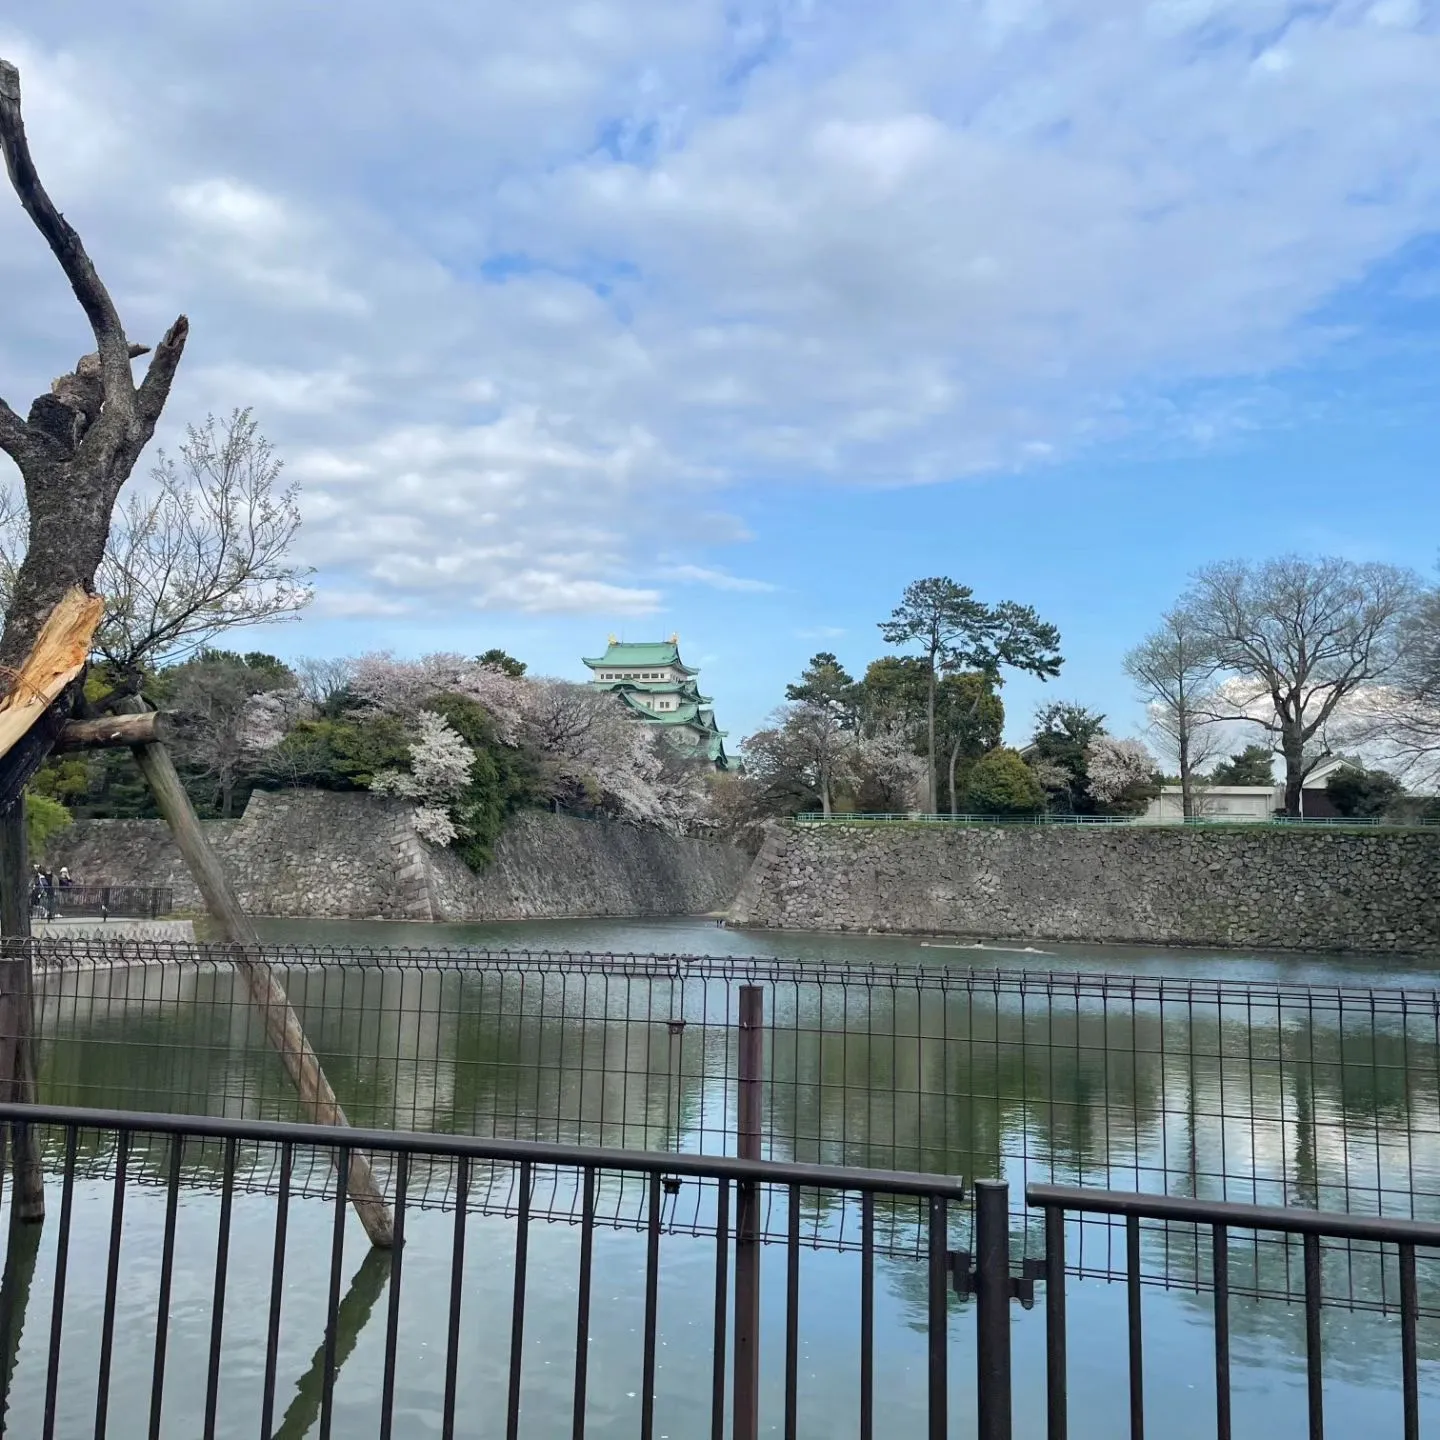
[0,1101,967,1200]
[1026,1181,1440,1245]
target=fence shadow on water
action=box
[23,937,1440,1321]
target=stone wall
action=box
[423,810,751,921]
[727,822,1440,955]
[49,790,750,923]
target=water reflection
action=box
[28,956,1440,1320]
[271,1247,392,1440]
[12,934,1440,1435]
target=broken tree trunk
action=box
[0,587,105,1226]
[0,808,42,1223]
[118,697,394,1248]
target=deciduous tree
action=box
[1185,556,1419,816]
[743,700,861,818]
[291,656,357,714]
[370,711,476,847]
[1124,608,1218,819]
[1348,581,1440,786]
[1085,736,1159,815]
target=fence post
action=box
[734,984,763,1440]
[975,1179,1013,1440]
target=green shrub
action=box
[965,747,1047,815]
[26,792,72,860]
[420,694,541,868]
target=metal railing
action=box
[23,937,1440,1310]
[28,884,174,921]
[794,811,1424,828]
[0,1101,964,1440]
[2,1103,1436,1439]
[1020,1180,1440,1440]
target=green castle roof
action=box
[606,678,712,702]
[582,640,699,676]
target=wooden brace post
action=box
[117,698,395,1248]
[53,710,169,751]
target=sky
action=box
[2,0,1439,752]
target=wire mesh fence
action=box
[28,883,173,920]
[17,935,1440,1313]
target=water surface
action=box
[3,916,1435,1436]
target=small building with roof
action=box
[583,634,729,769]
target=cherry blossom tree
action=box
[347,653,710,835]
[1085,736,1158,813]
[851,725,927,813]
[350,651,527,741]
[369,710,476,847]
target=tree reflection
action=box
[28,959,1440,1321]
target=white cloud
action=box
[187,363,369,416]
[660,563,778,593]
[2,0,1439,620]
[308,589,416,620]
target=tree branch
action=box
[0,396,28,462]
[0,59,134,397]
[135,316,191,425]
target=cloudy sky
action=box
[2,0,1439,745]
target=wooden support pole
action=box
[120,701,394,1248]
[0,803,44,1222]
[53,711,169,751]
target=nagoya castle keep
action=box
[583,635,729,769]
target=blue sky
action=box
[2,0,1439,751]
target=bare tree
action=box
[1185,556,1419,816]
[744,701,861,817]
[292,655,357,711]
[0,410,313,682]
[166,654,300,817]
[1124,607,1219,819]
[0,58,188,673]
[1346,584,1440,785]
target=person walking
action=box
[58,866,72,889]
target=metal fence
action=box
[28,884,173,921]
[1024,1180,1440,1440]
[794,811,1429,828]
[0,1102,964,1440]
[0,1102,1435,1439]
[19,936,1440,1313]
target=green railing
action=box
[792,812,1433,828]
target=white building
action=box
[1144,756,1362,822]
